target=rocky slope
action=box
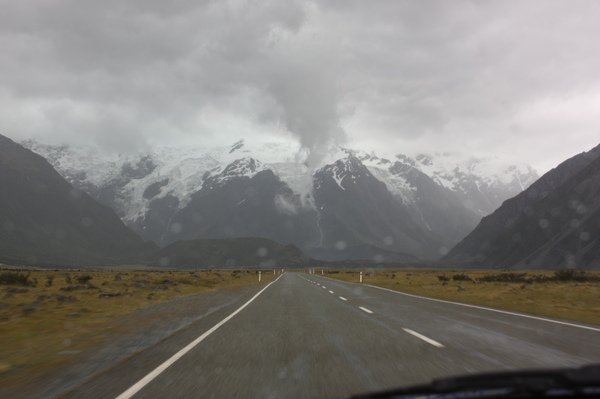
[0,134,152,266]
[443,143,600,269]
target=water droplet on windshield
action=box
[257,247,268,257]
[580,232,590,241]
[334,241,347,250]
[538,219,549,229]
[170,222,182,233]
[158,257,170,267]
[383,236,394,246]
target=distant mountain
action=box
[311,156,440,260]
[0,134,153,266]
[149,237,313,269]
[21,139,538,261]
[162,158,320,251]
[443,143,600,270]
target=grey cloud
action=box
[0,0,598,171]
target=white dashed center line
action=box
[402,328,444,348]
[339,297,347,301]
[329,290,334,294]
[359,307,374,314]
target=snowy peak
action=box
[314,156,373,191]
[204,157,267,188]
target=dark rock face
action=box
[163,166,320,254]
[443,143,600,270]
[311,156,443,260]
[0,134,152,266]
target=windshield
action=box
[0,1,599,398]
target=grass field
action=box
[322,269,600,325]
[0,269,275,387]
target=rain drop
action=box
[170,222,182,233]
[257,247,268,257]
[334,241,347,250]
[158,257,170,267]
[580,232,590,241]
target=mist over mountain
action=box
[21,139,538,261]
[150,237,312,269]
[0,134,152,266]
[443,143,600,270]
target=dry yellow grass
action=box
[0,269,275,387]
[324,269,600,325]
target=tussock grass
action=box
[0,269,274,387]
[324,269,600,325]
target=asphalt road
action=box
[61,272,600,399]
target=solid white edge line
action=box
[359,306,374,314]
[403,328,445,348]
[115,274,285,399]
[339,296,347,301]
[364,284,600,333]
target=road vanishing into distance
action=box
[62,273,600,399]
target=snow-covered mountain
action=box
[21,139,539,261]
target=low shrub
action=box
[0,272,34,286]
[75,275,93,284]
[452,274,470,281]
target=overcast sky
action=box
[1,0,598,173]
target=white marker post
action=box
[273,270,275,275]
[259,271,262,282]
[321,270,323,275]
[360,271,363,283]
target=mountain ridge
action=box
[20,138,539,261]
[443,143,600,269]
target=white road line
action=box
[115,274,284,399]
[339,296,347,301]
[322,286,326,289]
[365,284,600,333]
[403,328,445,348]
[359,306,374,314]
[329,290,334,294]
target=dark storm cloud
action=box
[0,0,598,170]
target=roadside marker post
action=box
[259,271,261,282]
[360,271,362,283]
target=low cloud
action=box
[0,0,598,172]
